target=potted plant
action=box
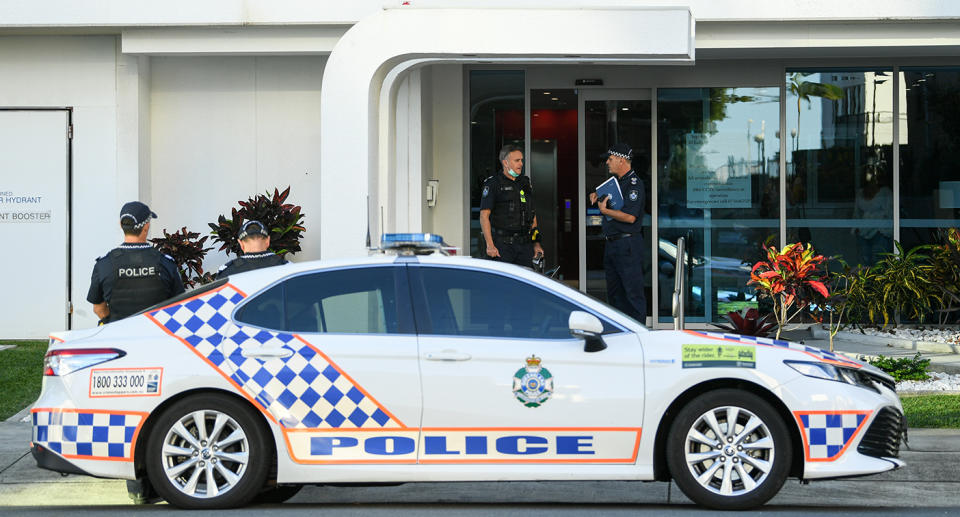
[150,227,215,288]
[748,242,829,339]
[711,307,776,337]
[209,186,306,258]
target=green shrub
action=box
[150,227,214,288]
[867,353,931,381]
[871,242,941,326]
[209,186,306,258]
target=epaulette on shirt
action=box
[163,254,175,262]
[217,260,234,273]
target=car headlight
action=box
[784,360,879,392]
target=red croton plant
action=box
[748,242,830,339]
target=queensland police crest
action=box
[512,355,553,408]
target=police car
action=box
[31,234,905,510]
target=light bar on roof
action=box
[381,233,444,249]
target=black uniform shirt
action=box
[479,172,535,233]
[600,170,645,237]
[87,243,185,305]
[216,252,288,279]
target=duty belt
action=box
[603,233,633,242]
[494,228,528,245]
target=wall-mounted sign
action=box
[0,191,52,223]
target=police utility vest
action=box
[489,174,533,233]
[106,247,171,322]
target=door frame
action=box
[576,89,658,327]
[0,107,73,331]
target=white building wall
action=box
[428,64,465,250]
[0,36,122,330]
[149,56,324,272]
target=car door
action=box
[231,265,421,466]
[410,264,644,467]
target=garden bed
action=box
[810,325,960,354]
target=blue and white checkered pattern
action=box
[687,331,860,367]
[798,412,868,460]
[147,286,400,430]
[32,410,141,459]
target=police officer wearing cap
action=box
[589,143,647,322]
[87,201,185,324]
[479,144,544,268]
[216,220,288,279]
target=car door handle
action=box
[423,350,472,361]
[242,348,293,359]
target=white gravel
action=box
[897,371,960,393]
[858,326,960,344]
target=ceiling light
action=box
[551,97,559,101]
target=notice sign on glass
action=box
[685,133,751,209]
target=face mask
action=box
[507,169,520,178]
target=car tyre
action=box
[145,393,271,509]
[666,389,791,510]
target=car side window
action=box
[235,266,409,334]
[414,266,596,339]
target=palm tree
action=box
[788,73,844,149]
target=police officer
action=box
[216,220,288,278]
[87,201,184,324]
[479,144,544,268]
[589,143,647,322]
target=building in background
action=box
[4,0,960,335]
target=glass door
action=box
[578,89,653,324]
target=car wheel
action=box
[666,389,792,510]
[145,393,271,509]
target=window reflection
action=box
[900,68,960,251]
[785,70,896,267]
[657,87,780,323]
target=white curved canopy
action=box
[319,6,694,258]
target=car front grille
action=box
[857,406,906,459]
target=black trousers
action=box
[491,238,535,269]
[603,234,647,322]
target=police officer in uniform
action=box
[87,201,185,324]
[479,144,544,268]
[589,143,647,322]
[216,220,288,279]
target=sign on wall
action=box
[685,133,751,209]
[0,110,70,338]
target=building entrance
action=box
[527,89,652,323]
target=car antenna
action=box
[365,195,372,248]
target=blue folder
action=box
[595,176,623,219]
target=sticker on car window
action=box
[681,344,756,369]
[89,368,163,397]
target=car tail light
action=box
[43,348,126,376]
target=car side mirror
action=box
[569,311,607,353]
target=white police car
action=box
[32,234,905,510]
